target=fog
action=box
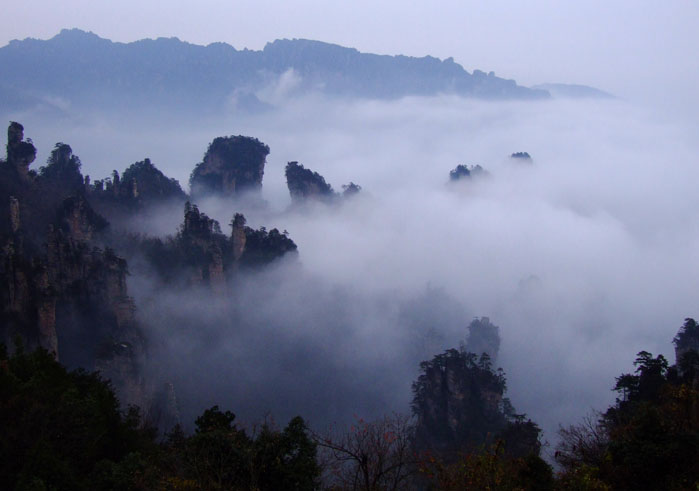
[4,93,699,452]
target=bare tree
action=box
[313,413,419,490]
[555,412,609,471]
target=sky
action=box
[2,1,699,112]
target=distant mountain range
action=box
[531,83,614,99]
[0,28,550,115]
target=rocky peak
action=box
[120,158,186,203]
[285,161,335,202]
[182,201,221,241]
[189,136,269,198]
[449,164,488,181]
[6,122,36,178]
[673,318,699,373]
[465,317,501,362]
[39,143,84,192]
[342,182,362,197]
[510,151,532,163]
[412,347,508,455]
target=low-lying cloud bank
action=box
[5,94,698,448]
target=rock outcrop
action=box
[87,158,187,225]
[190,136,269,198]
[412,347,507,456]
[141,202,297,292]
[510,151,532,162]
[465,316,501,363]
[673,318,699,376]
[285,161,337,203]
[6,122,36,179]
[0,122,145,409]
[0,121,300,418]
[449,164,488,181]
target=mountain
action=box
[531,82,614,99]
[0,28,548,115]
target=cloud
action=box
[5,94,698,448]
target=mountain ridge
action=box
[0,28,548,115]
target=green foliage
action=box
[38,143,84,193]
[121,158,187,202]
[0,345,319,490]
[412,347,519,456]
[557,328,699,490]
[171,409,319,490]
[0,344,157,490]
[240,226,298,268]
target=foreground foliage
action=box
[0,343,319,490]
[2,315,698,490]
[556,318,699,490]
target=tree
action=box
[558,344,699,490]
[313,413,417,491]
[419,440,554,491]
[0,343,157,490]
[555,413,609,472]
[39,142,84,192]
[174,407,319,490]
[411,348,509,455]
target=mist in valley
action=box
[4,90,697,455]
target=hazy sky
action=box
[2,1,698,111]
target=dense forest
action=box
[1,121,697,489]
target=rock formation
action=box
[0,121,300,420]
[145,202,297,291]
[673,318,699,376]
[411,318,541,458]
[449,164,488,181]
[285,161,336,202]
[412,347,507,456]
[6,122,36,179]
[465,316,501,363]
[510,151,532,162]
[190,136,269,198]
[0,122,144,408]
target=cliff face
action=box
[0,123,145,409]
[189,136,269,198]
